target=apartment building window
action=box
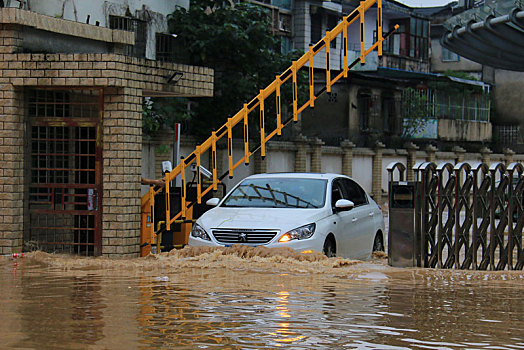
[382,93,396,133]
[273,0,292,10]
[156,33,177,62]
[310,7,322,44]
[327,15,338,48]
[385,18,428,60]
[409,17,429,59]
[281,36,292,55]
[442,47,460,62]
[109,15,146,58]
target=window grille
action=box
[26,89,102,256]
[358,91,379,132]
[495,125,519,146]
[156,33,176,62]
[109,15,146,58]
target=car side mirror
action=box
[335,199,354,212]
[206,198,220,207]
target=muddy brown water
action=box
[1,247,522,349]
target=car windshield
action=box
[221,178,327,208]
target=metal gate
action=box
[26,88,103,256]
[388,161,524,270]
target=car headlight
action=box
[278,223,316,243]
[190,223,211,241]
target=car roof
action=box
[243,172,349,181]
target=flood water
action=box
[1,247,522,349]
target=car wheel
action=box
[323,236,336,257]
[372,233,384,252]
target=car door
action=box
[329,178,354,257]
[339,178,376,259]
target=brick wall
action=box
[101,88,143,257]
[0,53,213,97]
[0,24,21,53]
[0,41,213,256]
[0,84,24,254]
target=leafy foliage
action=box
[165,0,302,137]
[142,97,192,137]
[442,70,478,81]
[401,88,431,138]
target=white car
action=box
[188,173,385,259]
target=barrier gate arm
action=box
[141,0,398,248]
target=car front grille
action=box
[211,229,279,244]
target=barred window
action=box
[156,33,176,62]
[109,15,146,58]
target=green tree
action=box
[163,0,301,137]
[402,87,431,138]
[142,97,192,137]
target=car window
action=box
[339,178,368,206]
[221,178,327,208]
[331,180,344,208]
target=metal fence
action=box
[388,161,523,270]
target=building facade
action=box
[0,1,213,256]
[429,0,524,151]
[274,0,491,149]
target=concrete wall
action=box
[352,154,373,193]
[28,0,187,60]
[23,27,111,54]
[438,119,492,142]
[301,81,349,140]
[28,0,186,27]
[493,69,524,127]
[347,10,383,50]
[430,39,482,76]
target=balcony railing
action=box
[401,89,491,123]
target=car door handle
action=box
[368,212,374,217]
[352,218,358,223]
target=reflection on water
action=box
[0,251,522,349]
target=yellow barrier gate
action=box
[140,0,398,256]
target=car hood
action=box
[199,207,328,231]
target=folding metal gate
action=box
[26,88,103,256]
[388,161,524,270]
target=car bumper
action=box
[188,236,323,253]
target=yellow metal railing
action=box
[141,0,398,253]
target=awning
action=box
[441,1,524,71]
[359,67,491,90]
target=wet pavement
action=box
[0,248,522,349]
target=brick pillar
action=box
[341,140,355,177]
[504,148,515,166]
[453,145,466,164]
[311,138,324,173]
[294,134,308,173]
[0,85,24,254]
[405,142,419,182]
[480,146,492,165]
[0,24,23,53]
[102,87,142,257]
[452,146,466,164]
[254,149,267,174]
[425,144,438,163]
[372,141,385,201]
